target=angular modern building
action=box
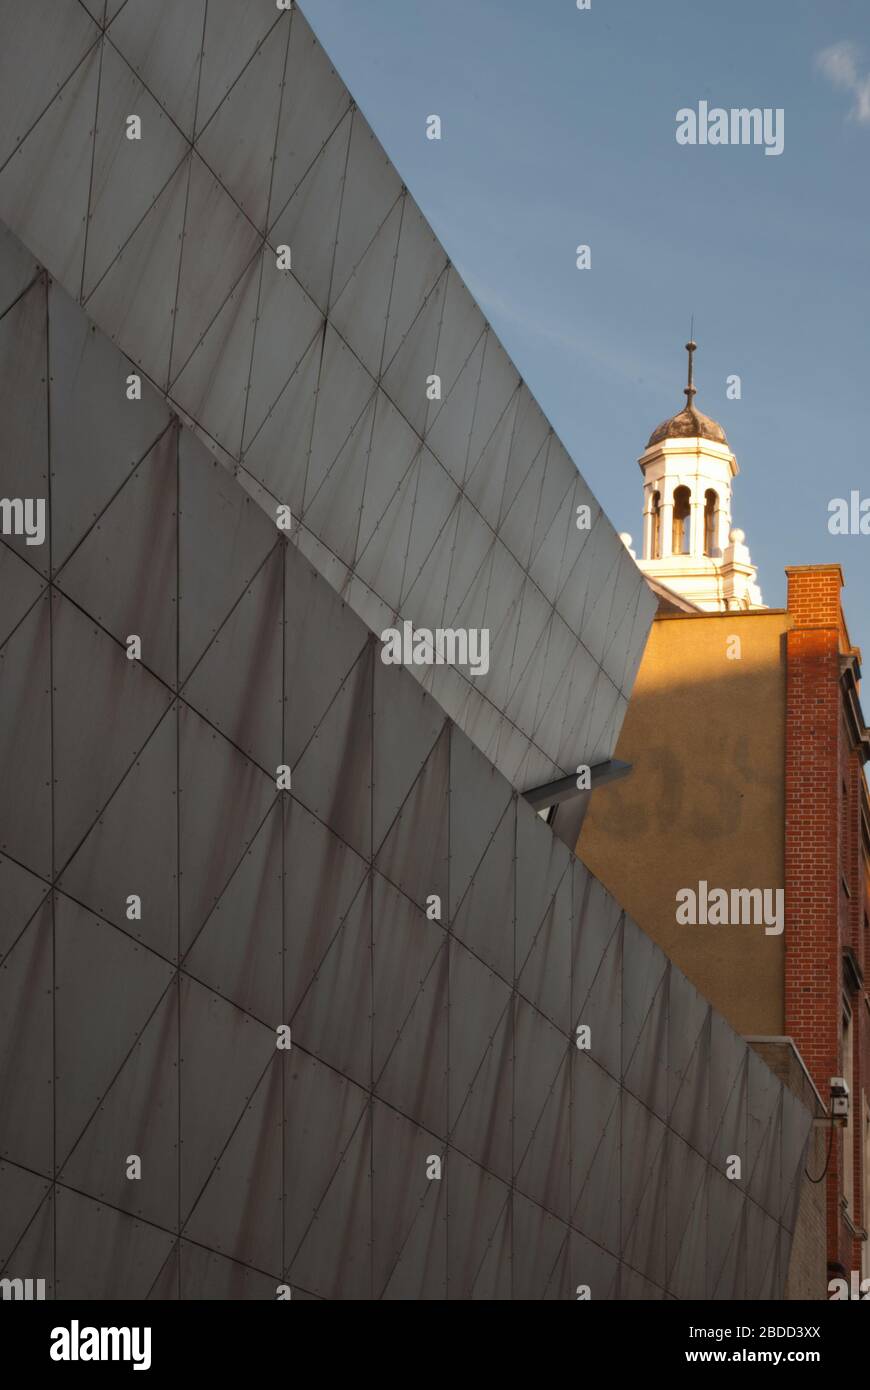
[0,0,814,1298]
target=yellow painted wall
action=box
[578,609,790,1037]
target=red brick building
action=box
[784,566,870,1282]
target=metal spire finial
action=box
[684,335,697,408]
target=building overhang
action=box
[523,758,632,812]
[642,575,703,613]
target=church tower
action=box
[624,341,764,612]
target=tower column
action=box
[642,486,660,559]
[660,494,674,559]
[690,495,704,558]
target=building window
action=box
[704,489,718,556]
[672,486,691,555]
[650,491,661,559]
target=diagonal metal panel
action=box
[195,20,287,232]
[445,1150,511,1301]
[55,426,178,687]
[373,1100,447,1300]
[184,800,283,1023]
[178,425,278,681]
[108,0,208,139]
[0,851,48,960]
[0,279,49,573]
[513,1004,571,1219]
[267,7,351,231]
[176,1240,278,1300]
[269,109,352,316]
[82,37,189,299]
[0,48,99,292]
[84,156,190,386]
[55,1186,176,1300]
[0,0,98,170]
[383,195,448,370]
[0,1162,52,1273]
[242,251,324,455]
[283,1050,368,1277]
[303,322,375,508]
[0,901,53,1174]
[448,940,514,1185]
[178,974,275,1224]
[182,545,283,771]
[54,892,175,1164]
[242,329,321,500]
[512,1192,570,1301]
[49,281,172,571]
[183,1056,282,1275]
[0,596,52,879]
[372,873,447,1136]
[194,0,282,139]
[177,702,276,952]
[329,108,402,309]
[571,1051,620,1256]
[168,155,261,384]
[291,638,373,860]
[59,983,179,1230]
[451,795,515,982]
[288,1099,371,1300]
[57,710,178,959]
[51,590,173,869]
[329,198,403,380]
[0,219,40,316]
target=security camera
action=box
[830,1077,850,1123]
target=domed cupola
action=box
[624,340,764,613]
[647,340,728,447]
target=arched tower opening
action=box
[672,486,691,555]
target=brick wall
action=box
[784,565,868,1278]
[784,567,841,1097]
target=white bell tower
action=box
[625,341,763,612]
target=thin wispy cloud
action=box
[460,271,676,398]
[816,41,870,123]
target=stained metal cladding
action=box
[0,0,657,792]
[0,231,810,1298]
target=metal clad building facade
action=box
[0,0,657,791]
[0,2,811,1299]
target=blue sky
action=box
[303,0,870,653]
